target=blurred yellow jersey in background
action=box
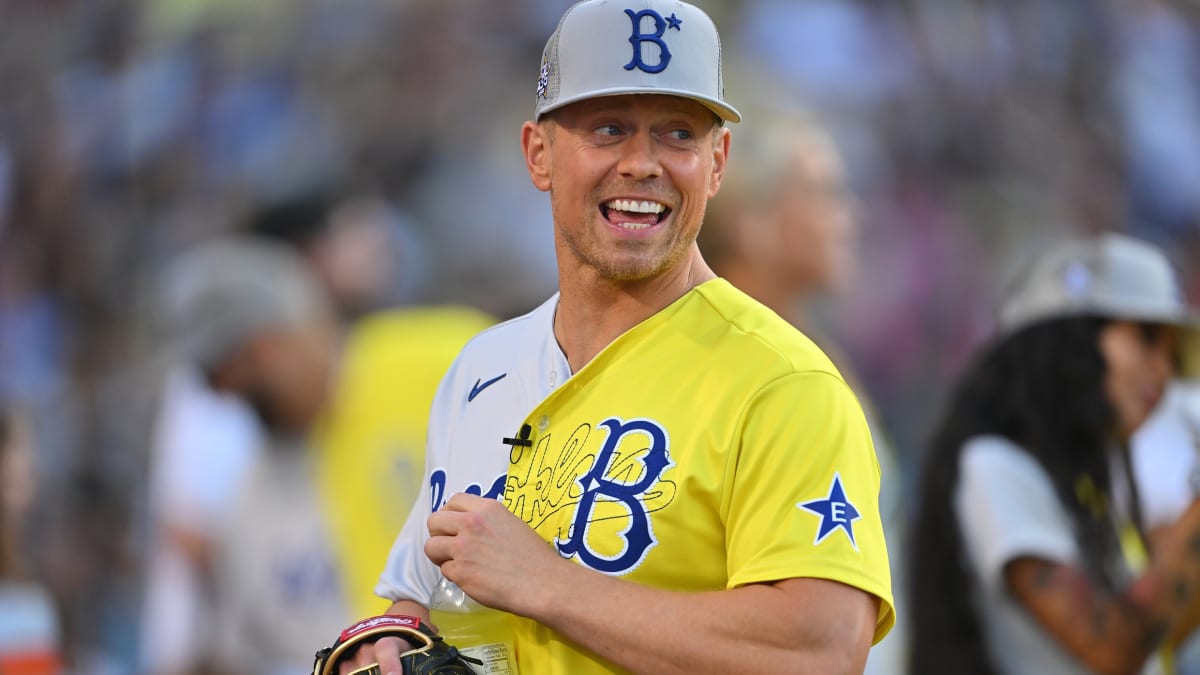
[313,306,494,618]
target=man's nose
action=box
[616,131,663,180]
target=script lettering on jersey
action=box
[506,417,676,575]
[428,467,506,512]
[624,9,679,74]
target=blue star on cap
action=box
[798,473,861,549]
[666,13,682,30]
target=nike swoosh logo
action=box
[468,373,507,402]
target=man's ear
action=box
[522,120,552,193]
[708,126,731,199]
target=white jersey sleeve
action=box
[955,435,1078,592]
[375,295,565,607]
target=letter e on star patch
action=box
[797,473,861,550]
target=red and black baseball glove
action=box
[313,615,483,675]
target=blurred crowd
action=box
[1,0,1199,673]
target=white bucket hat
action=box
[999,232,1200,376]
[534,0,740,123]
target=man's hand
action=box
[424,492,561,614]
[319,612,480,675]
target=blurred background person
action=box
[701,105,860,340]
[144,233,491,674]
[137,186,388,675]
[137,361,261,675]
[138,187,492,675]
[245,189,431,323]
[0,406,63,675]
[698,102,906,675]
[908,233,1200,675]
[154,234,345,675]
[241,189,497,621]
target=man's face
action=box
[209,321,337,434]
[524,94,729,283]
[770,135,858,295]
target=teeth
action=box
[605,199,666,214]
[615,222,653,231]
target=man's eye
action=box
[668,129,693,141]
[595,124,621,136]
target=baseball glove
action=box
[312,614,483,675]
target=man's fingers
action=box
[426,509,459,537]
[335,636,408,675]
[426,493,506,566]
[336,643,372,675]
[425,532,453,566]
[374,636,408,675]
[427,496,491,537]
[440,492,487,512]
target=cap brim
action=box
[537,86,741,123]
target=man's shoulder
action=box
[690,279,841,377]
[428,294,558,412]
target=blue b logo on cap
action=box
[624,9,682,74]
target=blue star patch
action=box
[666,13,682,30]
[798,473,861,549]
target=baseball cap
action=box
[157,235,331,373]
[534,0,740,123]
[998,233,1200,376]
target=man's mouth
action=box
[600,199,671,231]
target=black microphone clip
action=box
[502,423,533,448]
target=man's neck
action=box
[553,253,715,373]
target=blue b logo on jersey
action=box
[624,9,683,74]
[555,417,673,573]
[428,468,506,512]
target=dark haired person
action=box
[909,233,1200,675]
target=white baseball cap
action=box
[999,233,1200,375]
[534,0,740,123]
[158,235,331,373]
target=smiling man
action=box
[318,2,894,674]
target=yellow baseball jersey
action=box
[503,279,894,673]
[312,306,495,618]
